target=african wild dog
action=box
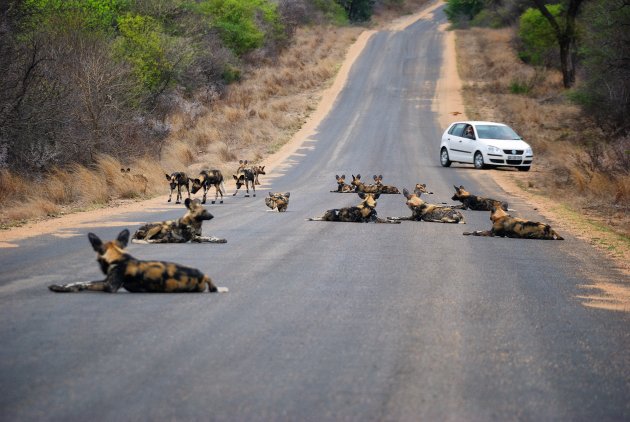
[330,174,355,193]
[48,229,229,293]
[252,165,266,185]
[132,198,227,244]
[373,175,401,194]
[121,168,148,194]
[232,160,256,197]
[265,192,290,212]
[191,169,225,204]
[350,174,381,193]
[165,172,190,204]
[388,186,465,223]
[451,185,508,211]
[463,206,563,239]
[308,193,400,223]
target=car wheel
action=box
[473,152,486,169]
[440,148,452,167]
[518,166,531,172]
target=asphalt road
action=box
[1,5,628,421]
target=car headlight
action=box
[487,145,502,154]
[525,147,533,155]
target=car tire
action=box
[473,152,486,169]
[518,166,531,172]
[440,148,452,167]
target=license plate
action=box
[507,155,520,160]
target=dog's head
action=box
[357,192,379,208]
[402,188,425,209]
[184,198,213,221]
[351,174,363,187]
[373,174,383,185]
[191,177,204,194]
[88,229,129,274]
[489,204,509,222]
[254,165,266,175]
[265,192,290,212]
[452,185,471,201]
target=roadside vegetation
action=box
[0,0,426,226]
[446,0,629,246]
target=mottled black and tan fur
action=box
[373,175,401,194]
[463,206,563,239]
[232,160,256,197]
[48,229,229,293]
[132,198,226,244]
[330,174,355,193]
[166,172,190,204]
[308,193,400,223]
[350,174,381,194]
[252,165,266,185]
[265,192,290,212]
[121,168,148,194]
[388,186,465,223]
[191,169,225,204]
[451,185,508,211]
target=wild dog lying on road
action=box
[350,174,381,193]
[191,169,225,204]
[252,165,266,185]
[121,168,148,194]
[330,174,355,193]
[451,185,508,211]
[166,172,190,204]
[463,206,564,239]
[265,192,290,212]
[132,198,226,244]
[388,186,465,223]
[48,229,228,293]
[233,160,256,197]
[308,193,400,223]
[373,175,401,194]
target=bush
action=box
[444,0,484,25]
[518,4,561,67]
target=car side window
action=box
[463,124,476,139]
[450,123,466,137]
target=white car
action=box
[439,121,533,171]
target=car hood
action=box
[480,139,531,150]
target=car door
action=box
[445,123,467,161]
[458,124,477,163]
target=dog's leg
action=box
[168,188,173,202]
[49,280,109,292]
[386,216,412,221]
[462,230,494,236]
[192,235,228,244]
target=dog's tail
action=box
[205,276,229,293]
[306,217,325,221]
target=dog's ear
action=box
[126,168,131,173]
[355,174,361,180]
[239,160,243,164]
[166,173,172,181]
[358,192,366,199]
[116,229,130,248]
[121,168,125,173]
[244,160,248,165]
[284,192,290,197]
[88,233,104,253]
[379,174,383,179]
[373,175,378,181]
[194,178,200,184]
[184,198,192,209]
[269,192,274,197]
[373,193,380,200]
[402,188,411,199]
[233,174,238,180]
[341,174,345,179]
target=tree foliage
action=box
[518,4,561,66]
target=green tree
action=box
[529,0,585,88]
[444,0,484,23]
[337,0,376,22]
[518,4,561,65]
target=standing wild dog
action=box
[451,185,508,211]
[48,229,229,293]
[191,169,225,204]
[350,174,381,193]
[121,168,149,194]
[373,175,401,194]
[252,165,266,185]
[232,160,256,197]
[308,193,400,223]
[463,206,564,239]
[132,198,227,243]
[330,174,355,192]
[265,192,290,212]
[165,172,190,204]
[388,186,465,223]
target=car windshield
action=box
[475,125,521,140]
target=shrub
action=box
[444,0,484,25]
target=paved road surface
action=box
[1,4,628,421]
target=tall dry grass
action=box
[456,27,630,236]
[0,23,363,226]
